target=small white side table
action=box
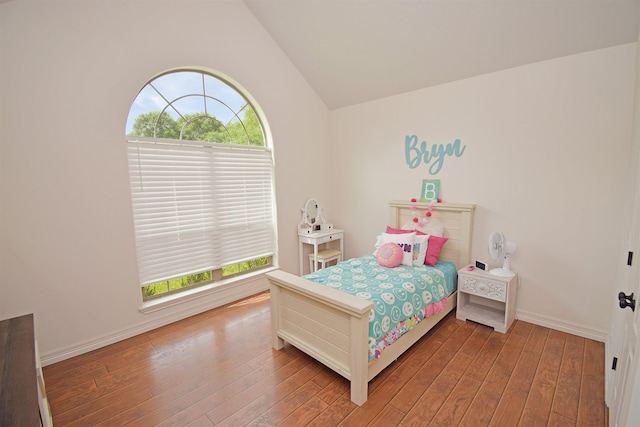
[298,229,344,275]
[456,264,517,333]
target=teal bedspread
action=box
[303,255,457,362]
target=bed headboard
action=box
[389,200,476,270]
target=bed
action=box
[266,200,475,405]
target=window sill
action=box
[138,266,277,314]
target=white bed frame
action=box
[266,201,475,405]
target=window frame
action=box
[125,68,277,304]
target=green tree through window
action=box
[128,109,264,145]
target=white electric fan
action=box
[488,231,517,277]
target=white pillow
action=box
[401,221,416,231]
[404,219,445,237]
[373,234,384,254]
[381,232,415,266]
[412,234,429,266]
[421,221,444,237]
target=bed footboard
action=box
[267,269,373,405]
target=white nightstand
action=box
[456,265,517,333]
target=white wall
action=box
[0,0,330,363]
[328,44,636,340]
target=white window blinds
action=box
[127,139,276,286]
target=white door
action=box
[607,132,640,425]
[608,229,640,426]
[607,139,639,424]
[607,34,640,427]
[606,262,630,423]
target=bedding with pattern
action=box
[303,255,457,362]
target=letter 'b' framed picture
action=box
[420,179,440,203]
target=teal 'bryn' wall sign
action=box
[404,135,466,174]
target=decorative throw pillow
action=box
[381,232,415,266]
[425,235,448,266]
[376,242,404,268]
[412,234,429,266]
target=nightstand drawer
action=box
[459,275,506,302]
[314,232,343,245]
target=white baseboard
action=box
[516,309,607,342]
[40,274,270,366]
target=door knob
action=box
[618,292,636,312]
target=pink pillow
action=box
[386,225,426,235]
[425,235,448,266]
[376,242,403,268]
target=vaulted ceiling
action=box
[244,0,640,109]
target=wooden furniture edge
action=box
[267,269,372,315]
[267,270,374,404]
[0,314,40,426]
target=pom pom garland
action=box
[410,196,442,225]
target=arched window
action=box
[126,69,276,300]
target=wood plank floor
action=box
[43,291,607,426]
